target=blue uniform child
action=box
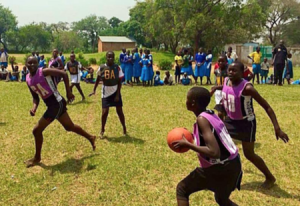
[139,54,151,86]
[39,55,47,68]
[133,49,141,83]
[21,66,29,82]
[194,48,206,84]
[124,50,133,85]
[154,71,164,86]
[180,72,191,85]
[204,50,213,84]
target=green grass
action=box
[11,51,175,66]
[0,68,300,206]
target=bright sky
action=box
[1,0,137,26]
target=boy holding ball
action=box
[173,87,242,206]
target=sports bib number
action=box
[222,92,236,112]
[31,84,49,97]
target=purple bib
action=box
[26,67,62,102]
[222,77,254,120]
[193,112,238,168]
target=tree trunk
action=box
[194,32,201,55]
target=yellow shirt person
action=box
[248,47,262,64]
[175,55,183,66]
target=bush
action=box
[79,58,89,67]
[158,60,173,70]
[24,53,32,63]
[99,56,106,65]
[9,56,17,64]
[77,52,84,60]
[89,58,97,65]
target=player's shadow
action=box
[105,135,145,144]
[242,181,300,201]
[0,122,6,126]
[39,154,99,174]
[233,140,261,149]
[68,100,93,106]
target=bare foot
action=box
[82,97,86,101]
[100,131,105,139]
[24,157,41,168]
[123,127,127,135]
[89,136,96,151]
[261,177,276,189]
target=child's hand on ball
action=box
[172,134,191,149]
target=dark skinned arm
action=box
[42,68,74,103]
[173,116,221,159]
[56,58,64,70]
[89,75,101,96]
[114,73,123,102]
[210,85,223,96]
[243,84,289,143]
[247,55,254,62]
[28,86,40,116]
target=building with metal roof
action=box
[98,36,136,52]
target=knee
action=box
[64,124,75,132]
[176,181,189,201]
[215,194,231,206]
[32,127,43,136]
[243,149,256,161]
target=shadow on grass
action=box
[39,154,99,174]
[105,135,145,144]
[233,141,261,149]
[242,181,300,201]
[68,100,93,106]
[0,122,6,126]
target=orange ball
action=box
[167,128,194,153]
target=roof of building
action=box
[99,36,136,43]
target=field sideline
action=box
[0,68,299,205]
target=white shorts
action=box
[70,73,81,84]
[215,90,222,104]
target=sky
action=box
[1,0,137,26]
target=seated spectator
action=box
[154,71,164,86]
[39,55,47,68]
[180,72,191,85]
[0,65,9,81]
[164,71,174,85]
[85,67,96,84]
[7,62,20,81]
[243,66,254,82]
[21,66,29,82]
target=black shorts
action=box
[175,66,181,75]
[177,156,242,201]
[224,117,256,142]
[43,99,67,122]
[102,92,123,108]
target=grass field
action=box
[0,68,300,206]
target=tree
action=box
[6,24,51,52]
[0,4,17,50]
[52,31,84,52]
[72,15,110,52]
[108,17,123,28]
[259,0,300,46]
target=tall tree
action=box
[259,0,300,46]
[108,17,123,28]
[0,4,17,50]
[72,15,110,52]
